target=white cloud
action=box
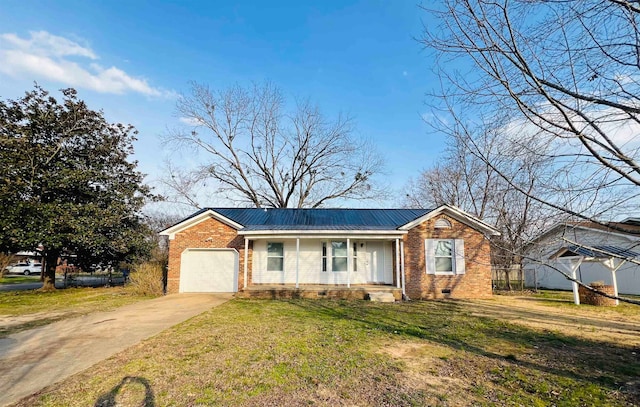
[0,31,169,97]
[179,117,205,126]
[1,31,97,59]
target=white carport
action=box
[550,245,639,305]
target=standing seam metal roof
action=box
[564,245,640,259]
[208,208,433,230]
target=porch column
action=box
[400,240,406,297]
[296,238,300,289]
[243,238,249,289]
[612,269,619,306]
[557,257,583,305]
[395,239,401,288]
[601,258,625,306]
[347,238,351,288]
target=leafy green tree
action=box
[0,86,154,289]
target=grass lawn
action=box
[0,287,153,337]
[0,275,41,285]
[14,294,640,407]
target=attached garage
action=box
[179,249,238,293]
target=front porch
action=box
[240,284,402,300]
[243,235,406,293]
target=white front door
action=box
[367,242,385,283]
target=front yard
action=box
[12,291,640,407]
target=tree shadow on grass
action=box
[287,299,640,401]
[94,376,155,407]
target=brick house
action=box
[160,205,499,300]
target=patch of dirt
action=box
[380,341,472,406]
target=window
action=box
[434,240,453,272]
[331,241,348,272]
[267,242,284,271]
[353,242,358,272]
[435,218,452,228]
[425,239,466,275]
[322,242,327,272]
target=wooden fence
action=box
[492,266,525,291]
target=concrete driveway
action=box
[0,293,231,406]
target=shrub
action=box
[127,262,164,296]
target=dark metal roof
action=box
[562,245,640,259]
[623,217,640,227]
[209,208,432,231]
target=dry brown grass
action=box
[468,294,640,346]
[126,262,164,296]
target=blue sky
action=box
[0,0,445,208]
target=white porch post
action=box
[243,238,249,289]
[347,238,351,288]
[296,238,300,289]
[400,240,406,297]
[395,239,401,288]
[612,270,619,306]
[557,257,583,305]
[601,258,625,306]
[571,266,580,305]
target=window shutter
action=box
[425,239,436,274]
[454,239,465,274]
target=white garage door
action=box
[180,249,238,293]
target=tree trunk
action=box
[504,269,512,291]
[41,249,59,291]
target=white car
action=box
[5,262,43,275]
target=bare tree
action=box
[420,0,640,302]
[142,211,184,267]
[163,82,385,209]
[421,0,640,220]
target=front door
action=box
[367,242,385,283]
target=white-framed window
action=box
[353,242,358,272]
[267,242,284,272]
[331,241,348,272]
[322,241,358,272]
[435,240,454,272]
[322,242,327,272]
[425,239,465,275]
[435,218,452,228]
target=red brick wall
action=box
[403,215,492,299]
[166,217,251,294]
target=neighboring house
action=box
[523,219,640,295]
[160,205,499,300]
